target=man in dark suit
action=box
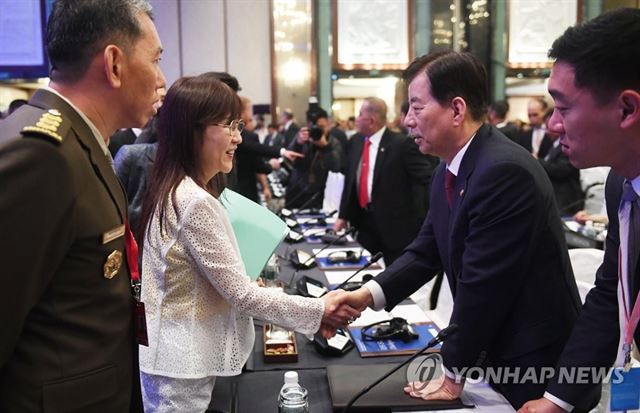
[488,100,520,142]
[281,109,300,148]
[334,96,437,265]
[517,97,553,159]
[109,127,140,158]
[264,122,285,149]
[344,51,581,409]
[0,1,165,411]
[538,136,584,215]
[233,97,302,203]
[538,110,583,216]
[520,8,640,413]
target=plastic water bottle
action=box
[278,371,309,413]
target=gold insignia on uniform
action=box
[104,250,123,279]
[21,110,64,144]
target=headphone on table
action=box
[360,317,419,343]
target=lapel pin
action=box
[459,188,465,197]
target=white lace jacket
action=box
[139,177,323,378]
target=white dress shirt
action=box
[140,177,323,378]
[531,127,546,157]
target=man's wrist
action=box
[543,392,573,412]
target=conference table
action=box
[208,223,515,413]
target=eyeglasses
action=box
[215,119,245,135]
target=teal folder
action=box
[220,189,288,280]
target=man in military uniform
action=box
[0,1,165,411]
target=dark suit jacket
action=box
[538,140,584,215]
[283,121,300,148]
[339,129,437,258]
[285,133,343,209]
[0,89,142,412]
[108,128,137,158]
[547,172,639,411]
[517,128,553,158]
[264,131,285,149]
[114,143,157,237]
[497,122,519,142]
[233,129,280,202]
[374,125,582,408]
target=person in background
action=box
[537,108,584,215]
[280,109,300,147]
[342,51,581,408]
[137,75,358,412]
[488,100,519,142]
[233,97,302,203]
[519,8,640,413]
[285,108,344,209]
[0,0,165,411]
[345,115,357,138]
[335,96,437,265]
[517,97,552,158]
[254,113,268,143]
[397,101,410,135]
[264,122,285,149]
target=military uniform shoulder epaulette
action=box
[20,108,70,145]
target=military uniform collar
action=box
[44,86,111,160]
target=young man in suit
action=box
[537,109,584,215]
[334,97,437,265]
[343,51,582,409]
[520,8,640,413]
[0,0,165,411]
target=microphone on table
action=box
[285,209,339,242]
[343,324,459,413]
[328,252,383,294]
[279,170,313,218]
[280,191,320,219]
[294,191,321,212]
[289,226,357,273]
[310,252,383,357]
[299,209,337,226]
[285,227,358,296]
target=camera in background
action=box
[306,96,328,141]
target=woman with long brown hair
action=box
[137,74,358,412]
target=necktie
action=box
[623,181,639,298]
[358,137,371,209]
[445,169,456,208]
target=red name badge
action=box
[133,300,149,346]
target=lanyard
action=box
[125,222,141,301]
[618,248,640,362]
